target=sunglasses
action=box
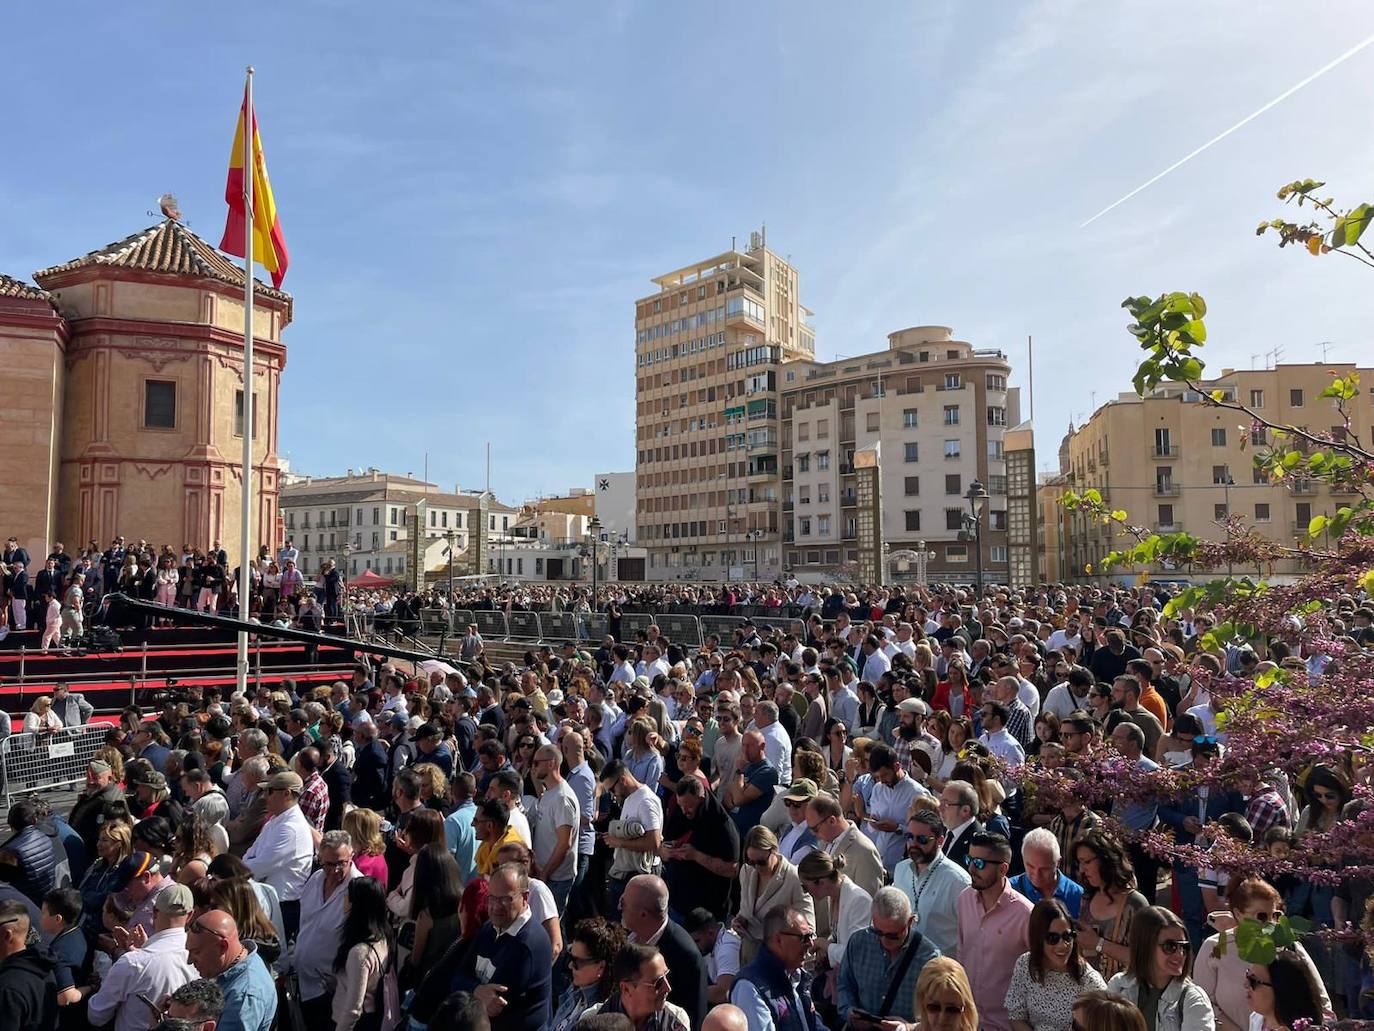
[630,974,671,991]
[964,856,997,871]
[1157,939,1190,955]
[906,833,935,846]
[778,929,817,943]
[189,916,231,940]
[747,853,776,868]
[1245,971,1273,989]
[875,926,910,942]
[567,953,602,968]
[1044,930,1077,946]
[1193,735,1218,746]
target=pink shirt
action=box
[353,851,389,889]
[956,881,1033,1031]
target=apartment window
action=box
[866,412,880,433]
[990,545,1009,563]
[945,509,964,530]
[356,508,363,524]
[817,419,829,439]
[904,442,919,463]
[987,440,1004,460]
[1250,426,1267,446]
[986,406,1006,427]
[987,373,1006,391]
[1158,504,1174,526]
[1295,502,1312,525]
[1250,389,1265,408]
[1254,503,1271,522]
[818,515,830,535]
[944,440,961,458]
[798,423,810,442]
[1156,468,1174,490]
[945,474,962,495]
[1154,428,1172,455]
[1214,503,1228,520]
[390,530,398,541]
[1211,427,1227,446]
[797,454,810,473]
[817,452,831,471]
[799,489,811,506]
[800,518,812,536]
[233,390,258,438]
[903,408,918,429]
[946,545,968,562]
[143,380,176,428]
[943,405,960,426]
[905,510,921,531]
[430,511,437,527]
[904,476,920,496]
[1253,466,1268,485]
[944,373,961,389]
[371,532,379,549]
[1212,465,1231,484]
[817,484,830,503]
[1290,388,1304,407]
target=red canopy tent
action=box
[350,569,399,588]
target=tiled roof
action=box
[0,273,53,303]
[33,218,291,304]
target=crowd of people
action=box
[0,538,1372,1030]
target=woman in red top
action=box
[931,662,974,718]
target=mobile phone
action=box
[851,1009,879,1024]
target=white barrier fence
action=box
[0,725,112,809]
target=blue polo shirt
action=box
[1009,870,1084,919]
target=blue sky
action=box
[4,2,1373,502]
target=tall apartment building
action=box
[780,326,1023,582]
[634,232,814,580]
[1059,362,1373,580]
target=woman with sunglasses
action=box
[1193,879,1329,1031]
[551,917,628,1031]
[823,718,852,780]
[914,955,979,1031]
[1106,905,1215,1030]
[1005,898,1106,1031]
[1243,948,1325,1031]
[733,825,815,963]
[1086,683,1114,726]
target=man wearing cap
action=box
[242,771,316,940]
[892,696,938,772]
[778,780,820,862]
[412,723,454,779]
[69,758,126,851]
[88,884,197,1031]
[113,851,171,946]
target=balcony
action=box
[1287,480,1318,496]
[944,452,963,461]
[1151,445,1181,458]
[1153,483,1181,497]
[1153,522,1181,533]
[840,462,855,475]
[782,465,794,480]
[840,491,857,506]
[782,501,794,512]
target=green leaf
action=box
[1339,203,1371,247]
[1178,357,1204,381]
[1308,515,1328,537]
[1110,510,1128,522]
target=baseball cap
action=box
[387,714,409,730]
[154,883,194,916]
[116,851,158,887]
[88,759,112,776]
[783,778,819,802]
[897,698,931,716]
[265,770,303,794]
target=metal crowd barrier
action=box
[1,725,112,809]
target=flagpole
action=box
[236,65,255,701]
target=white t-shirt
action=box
[708,928,742,983]
[621,784,663,835]
[525,878,559,948]
[533,780,580,882]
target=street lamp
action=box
[339,539,352,631]
[745,528,763,582]
[588,516,602,604]
[915,539,935,586]
[964,479,988,593]
[1221,473,1235,578]
[443,529,457,599]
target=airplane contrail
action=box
[1081,32,1374,228]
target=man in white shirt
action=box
[865,743,929,872]
[87,884,198,1031]
[892,808,972,959]
[978,702,1026,769]
[893,623,918,659]
[1046,618,1083,654]
[754,701,792,787]
[860,634,891,686]
[824,668,859,733]
[1042,666,1095,721]
[636,644,671,681]
[242,770,316,939]
[531,745,580,913]
[287,830,359,1031]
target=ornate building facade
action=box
[0,218,291,558]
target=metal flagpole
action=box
[236,66,255,700]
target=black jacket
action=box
[0,948,59,1031]
[942,819,985,869]
[321,760,352,832]
[351,739,390,811]
[656,918,708,1031]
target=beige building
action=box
[0,218,290,560]
[634,231,814,580]
[780,327,1024,582]
[279,469,517,581]
[1059,363,1374,581]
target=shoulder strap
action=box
[878,927,926,1017]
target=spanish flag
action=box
[220,84,289,288]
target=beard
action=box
[897,723,921,741]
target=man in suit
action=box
[4,560,28,630]
[318,737,353,832]
[620,874,708,1030]
[32,559,61,625]
[938,780,984,869]
[804,792,884,898]
[1157,737,1244,947]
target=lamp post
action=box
[965,479,988,594]
[746,528,763,582]
[881,542,891,585]
[1221,473,1235,578]
[443,530,456,599]
[588,516,602,604]
[340,539,352,632]
[915,538,935,586]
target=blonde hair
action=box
[94,746,125,784]
[99,820,134,864]
[32,696,52,713]
[743,825,779,855]
[343,807,385,857]
[915,956,978,1031]
[415,763,448,801]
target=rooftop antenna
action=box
[1318,340,1334,362]
[1250,353,1260,369]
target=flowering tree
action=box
[1024,179,1374,960]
